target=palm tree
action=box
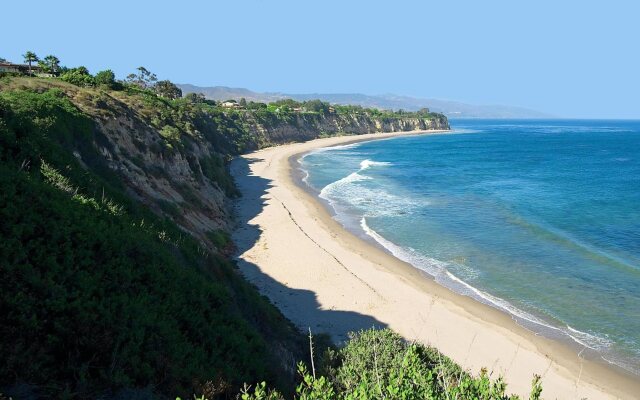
[23,51,39,76]
[42,55,60,76]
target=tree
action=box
[94,69,116,87]
[74,66,90,75]
[38,55,61,76]
[137,66,157,86]
[239,97,247,108]
[184,92,206,103]
[154,80,182,99]
[247,101,267,110]
[23,51,39,76]
[0,57,7,63]
[125,66,157,89]
[304,99,329,114]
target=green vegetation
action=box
[126,66,158,89]
[236,329,543,400]
[155,79,183,99]
[60,66,96,87]
[39,55,61,76]
[0,85,304,399]
[22,51,38,75]
[0,54,503,400]
[94,69,117,88]
[200,153,239,197]
[242,98,439,120]
[206,229,233,251]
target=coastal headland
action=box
[231,130,640,399]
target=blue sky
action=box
[3,1,639,118]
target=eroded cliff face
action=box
[94,114,231,242]
[63,88,448,251]
[241,112,450,150]
[59,90,234,250]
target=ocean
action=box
[298,119,640,374]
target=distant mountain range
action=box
[177,84,553,119]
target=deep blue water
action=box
[299,120,640,373]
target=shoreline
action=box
[291,130,637,376]
[231,129,640,399]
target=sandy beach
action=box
[231,130,640,399]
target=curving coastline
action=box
[300,128,640,377]
[231,130,640,399]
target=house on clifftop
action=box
[221,100,243,109]
[0,62,23,74]
[0,62,51,77]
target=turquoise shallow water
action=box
[299,120,640,374]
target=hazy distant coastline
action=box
[178,83,553,119]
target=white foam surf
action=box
[297,157,311,185]
[358,216,621,363]
[301,127,640,376]
[304,142,360,157]
[359,159,391,170]
[318,159,425,218]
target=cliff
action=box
[0,77,448,250]
[1,78,309,398]
[2,76,541,400]
[241,112,449,149]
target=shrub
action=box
[94,69,118,89]
[160,125,181,143]
[206,229,231,250]
[60,66,95,87]
[200,154,239,197]
[241,328,543,400]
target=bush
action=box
[206,229,231,250]
[200,154,239,197]
[240,328,543,400]
[94,69,118,89]
[60,66,96,87]
[160,125,181,142]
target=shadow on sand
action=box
[230,156,387,344]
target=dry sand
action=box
[231,130,640,399]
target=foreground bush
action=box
[237,328,543,400]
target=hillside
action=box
[0,76,314,399]
[178,84,552,119]
[0,76,451,399]
[0,74,545,399]
[0,78,447,248]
